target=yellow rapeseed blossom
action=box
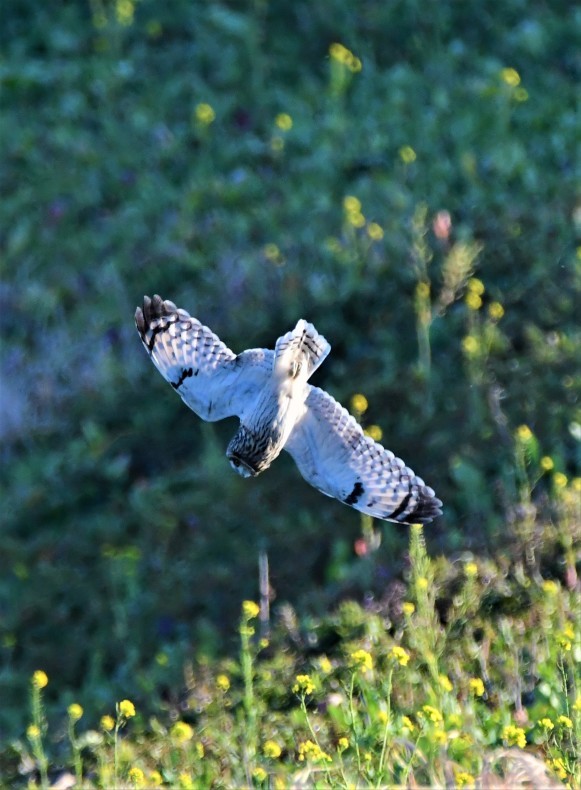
[252,767,268,783]
[178,773,195,789]
[515,424,533,442]
[293,674,315,695]
[32,670,48,689]
[401,716,415,733]
[216,674,230,692]
[337,736,349,752]
[538,717,554,731]
[350,649,373,672]
[420,705,443,724]
[467,277,485,295]
[557,715,573,729]
[540,456,554,471]
[351,393,368,414]
[389,646,410,667]
[264,243,282,263]
[171,721,194,743]
[416,281,430,299]
[542,579,558,595]
[402,601,415,616]
[455,770,476,788]
[329,42,362,72]
[502,724,526,748]
[465,292,482,310]
[343,195,361,214]
[101,715,115,731]
[27,724,41,739]
[116,0,135,26]
[367,222,384,241]
[416,576,429,591]
[573,477,581,492]
[318,656,333,674]
[68,703,84,721]
[118,699,136,719]
[469,678,485,697]
[548,758,567,781]
[553,472,568,488]
[242,600,260,619]
[149,771,163,785]
[195,742,204,759]
[275,113,292,131]
[263,740,282,759]
[439,674,453,692]
[433,728,447,745]
[462,335,480,356]
[377,710,388,724]
[195,103,215,125]
[128,767,146,788]
[298,740,332,763]
[465,561,478,577]
[488,302,505,320]
[399,145,417,164]
[365,425,383,442]
[347,210,366,228]
[501,67,521,86]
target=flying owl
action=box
[135,295,442,525]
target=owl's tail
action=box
[274,319,331,380]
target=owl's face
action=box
[228,453,257,478]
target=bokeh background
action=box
[1,0,579,741]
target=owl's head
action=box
[226,425,265,478]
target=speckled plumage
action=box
[135,295,442,525]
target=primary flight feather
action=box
[135,295,442,525]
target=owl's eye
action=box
[231,458,240,467]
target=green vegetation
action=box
[1,0,579,786]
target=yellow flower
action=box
[416,577,429,591]
[420,705,443,723]
[195,741,204,759]
[329,43,361,72]
[242,600,260,619]
[401,716,415,733]
[350,393,368,414]
[416,281,430,299]
[540,456,554,471]
[293,674,315,695]
[318,656,333,674]
[548,758,567,780]
[194,103,215,125]
[573,477,581,492]
[275,113,292,131]
[367,222,384,241]
[128,767,146,788]
[178,773,194,789]
[264,739,282,759]
[68,703,84,721]
[264,243,282,263]
[469,678,485,697]
[553,472,568,488]
[32,670,48,689]
[377,710,388,725]
[298,740,332,763]
[465,561,478,578]
[337,736,349,752]
[439,674,453,692]
[350,649,373,672]
[502,724,526,748]
[455,770,476,788]
[343,195,361,214]
[399,145,417,164]
[433,728,447,744]
[515,424,533,442]
[501,67,521,86]
[27,724,40,739]
[101,714,115,731]
[170,721,194,744]
[488,302,505,320]
[389,646,410,667]
[118,699,136,719]
[538,717,554,731]
[347,210,366,228]
[557,715,573,729]
[573,694,581,713]
[467,277,485,295]
[462,335,480,356]
[465,292,482,310]
[216,674,230,692]
[542,579,558,595]
[365,424,383,441]
[149,771,163,785]
[402,601,415,616]
[252,767,268,783]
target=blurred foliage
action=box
[0,0,579,745]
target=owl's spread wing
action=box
[285,386,442,524]
[135,295,273,421]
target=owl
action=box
[135,295,442,525]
